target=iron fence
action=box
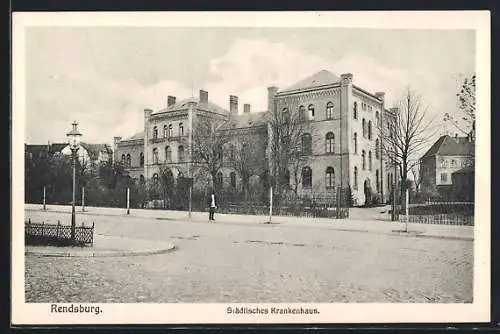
[25,219,94,246]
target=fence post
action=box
[57,221,60,238]
[41,222,44,238]
[82,187,85,212]
[268,186,273,224]
[404,187,409,232]
[126,187,130,215]
[43,186,46,211]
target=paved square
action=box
[24,209,473,303]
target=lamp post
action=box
[66,121,82,241]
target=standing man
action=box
[208,192,217,221]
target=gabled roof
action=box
[125,131,144,141]
[280,70,341,93]
[420,135,474,160]
[153,97,228,116]
[224,111,268,130]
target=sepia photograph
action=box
[12,11,490,325]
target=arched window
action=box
[302,167,312,188]
[139,174,145,184]
[368,120,372,140]
[229,144,235,160]
[179,123,184,137]
[121,154,125,162]
[353,102,358,120]
[301,133,312,155]
[165,146,172,162]
[308,104,315,120]
[284,169,290,186]
[230,172,236,188]
[163,125,168,138]
[215,171,224,190]
[152,148,159,164]
[354,166,358,190]
[326,102,334,120]
[375,139,380,159]
[299,105,306,121]
[362,119,366,138]
[153,173,159,184]
[325,132,335,154]
[362,150,366,170]
[178,146,185,162]
[325,167,335,189]
[140,152,144,167]
[376,170,380,192]
[153,126,158,139]
[168,124,173,137]
[216,144,224,163]
[126,153,131,167]
[369,151,372,171]
[354,132,358,154]
[376,111,380,127]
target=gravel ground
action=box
[24,211,473,303]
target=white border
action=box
[12,11,491,325]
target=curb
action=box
[25,244,177,258]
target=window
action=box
[369,151,372,171]
[230,172,236,188]
[152,173,159,184]
[121,154,125,162]
[451,160,456,168]
[153,148,159,164]
[215,172,224,190]
[178,146,185,162]
[376,111,380,127]
[375,139,380,159]
[301,133,312,155]
[441,173,448,182]
[168,124,173,138]
[216,144,224,163]
[163,125,168,138]
[440,159,448,168]
[165,146,172,162]
[308,104,315,120]
[354,166,358,190]
[139,175,145,184]
[179,123,184,137]
[153,126,158,139]
[302,167,312,188]
[229,144,235,160]
[354,133,358,154]
[368,120,372,140]
[282,107,288,113]
[325,132,335,154]
[325,167,335,189]
[283,169,290,186]
[362,150,366,170]
[368,105,372,112]
[376,170,380,192]
[353,102,358,119]
[326,102,334,120]
[140,152,144,166]
[299,105,306,121]
[126,154,131,167]
[362,119,367,138]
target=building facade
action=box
[114,69,396,205]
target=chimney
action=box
[199,90,208,104]
[375,92,385,101]
[229,95,239,114]
[340,73,353,85]
[390,107,399,114]
[167,96,176,107]
[144,108,153,119]
[243,103,251,114]
[267,86,278,112]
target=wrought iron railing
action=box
[25,219,94,246]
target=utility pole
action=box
[126,187,130,215]
[42,185,46,211]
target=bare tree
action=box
[191,116,231,190]
[267,103,312,202]
[379,88,437,187]
[443,73,476,136]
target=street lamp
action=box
[66,121,82,241]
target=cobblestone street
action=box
[24,209,473,303]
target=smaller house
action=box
[451,166,474,202]
[420,134,474,199]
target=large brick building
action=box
[114,69,396,205]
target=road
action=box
[24,209,473,303]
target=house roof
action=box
[125,131,144,141]
[153,97,228,116]
[420,135,475,160]
[80,143,113,160]
[224,111,268,130]
[280,70,341,93]
[452,166,475,175]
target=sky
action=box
[24,27,475,146]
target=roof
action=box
[421,135,475,160]
[452,166,475,175]
[280,70,341,93]
[153,97,228,116]
[80,143,113,160]
[224,111,268,130]
[125,131,144,141]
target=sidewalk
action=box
[24,204,474,241]
[25,233,176,257]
